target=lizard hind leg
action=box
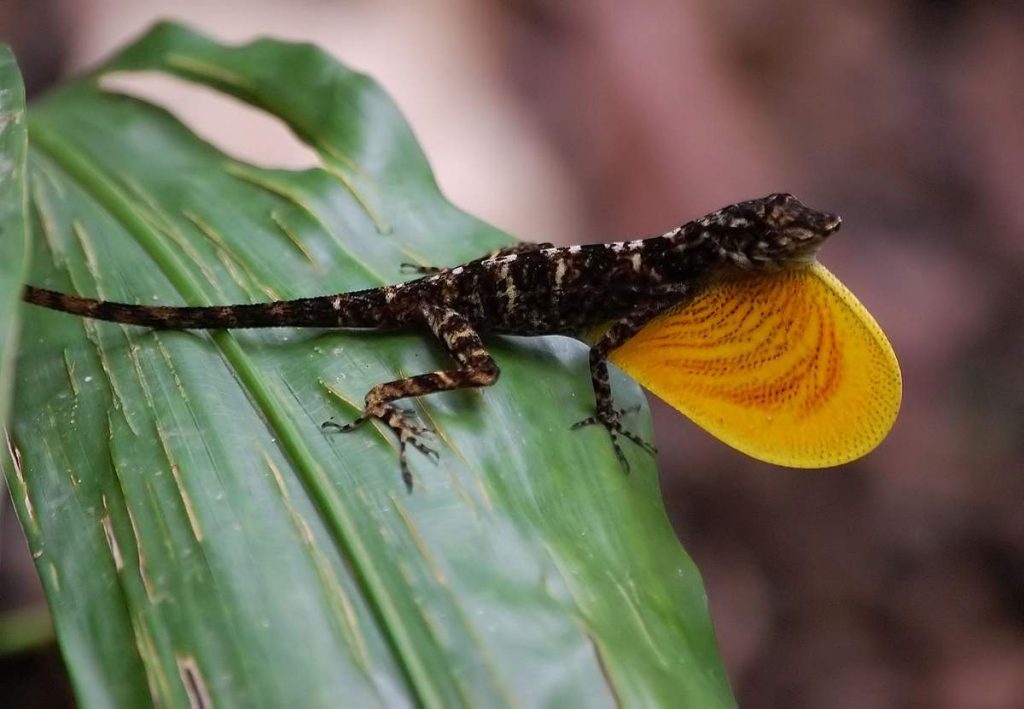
[322,305,499,491]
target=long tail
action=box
[22,285,389,329]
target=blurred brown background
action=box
[2,1,1022,707]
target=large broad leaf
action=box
[3,24,733,707]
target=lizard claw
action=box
[322,416,367,433]
[572,407,657,472]
[399,262,442,275]
[323,405,440,490]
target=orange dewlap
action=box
[608,262,902,467]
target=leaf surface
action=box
[0,44,28,440]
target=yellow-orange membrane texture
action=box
[610,262,902,467]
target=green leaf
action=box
[0,44,29,437]
[5,23,734,707]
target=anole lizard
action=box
[24,193,865,490]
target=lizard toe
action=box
[571,409,657,470]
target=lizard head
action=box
[702,193,841,271]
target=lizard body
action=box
[23,193,841,489]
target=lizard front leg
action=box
[573,298,683,472]
[322,304,499,490]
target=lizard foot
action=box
[571,407,657,473]
[399,262,442,275]
[322,405,439,491]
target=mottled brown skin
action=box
[24,193,841,490]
